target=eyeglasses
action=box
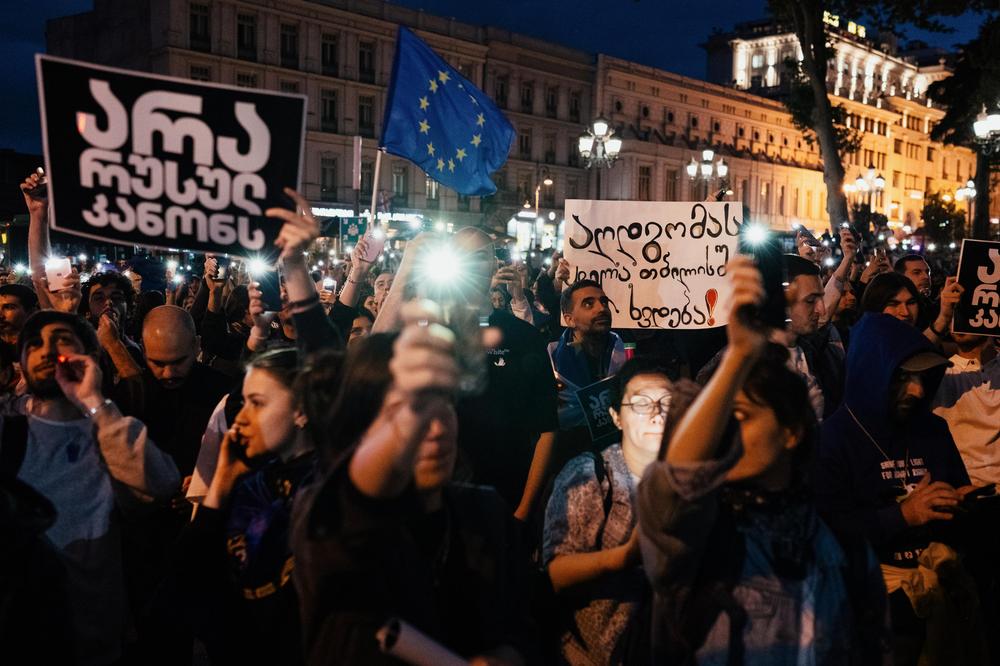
[621,396,671,416]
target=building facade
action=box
[46,0,988,244]
[705,16,991,231]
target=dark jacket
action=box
[637,440,888,664]
[291,458,536,665]
[798,323,847,418]
[0,476,73,663]
[816,313,970,567]
[173,453,315,666]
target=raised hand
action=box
[266,187,320,261]
[389,300,459,399]
[54,353,105,413]
[20,169,47,217]
[725,255,768,359]
[45,268,83,314]
[936,276,964,327]
[838,227,857,264]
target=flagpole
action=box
[370,149,384,231]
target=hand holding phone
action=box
[23,167,48,200]
[254,267,282,312]
[362,225,386,264]
[45,257,73,292]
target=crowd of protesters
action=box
[2,166,1000,666]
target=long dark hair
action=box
[242,347,345,448]
[860,272,922,321]
[316,333,398,470]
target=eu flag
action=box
[381,27,515,196]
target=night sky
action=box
[0,0,982,155]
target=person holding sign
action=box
[548,280,627,439]
[638,257,889,664]
[542,359,698,664]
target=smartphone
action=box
[797,226,820,246]
[322,277,336,290]
[964,485,997,502]
[362,226,386,264]
[45,256,73,292]
[738,230,788,330]
[255,267,282,312]
[216,255,231,279]
[494,247,512,263]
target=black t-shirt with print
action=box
[456,309,558,507]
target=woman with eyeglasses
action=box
[541,359,698,664]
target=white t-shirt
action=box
[932,355,1000,487]
[186,394,229,503]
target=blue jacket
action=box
[816,313,969,567]
[547,329,626,429]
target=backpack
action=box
[529,449,613,662]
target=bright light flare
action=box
[421,245,462,285]
[247,258,270,276]
[167,260,178,271]
[742,223,769,246]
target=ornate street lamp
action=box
[854,163,885,213]
[686,148,728,199]
[578,118,622,199]
[577,118,622,169]
[974,105,1000,154]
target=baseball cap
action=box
[899,351,951,373]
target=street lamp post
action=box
[957,178,977,232]
[854,163,885,214]
[578,118,622,199]
[972,106,999,239]
[974,105,1000,153]
[685,148,728,201]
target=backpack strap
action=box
[0,415,29,480]
[583,450,614,544]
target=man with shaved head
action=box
[115,305,234,475]
[113,305,235,663]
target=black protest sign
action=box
[954,239,1000,336]
[575,376,620,448]
[36,55,306,258]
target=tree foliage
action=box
[766,0,997,231]
[782,57,862,157]
[927,15,1000,148]
[921,191,967,243]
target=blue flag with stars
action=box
[381,27,514,196]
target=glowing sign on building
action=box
[823,11,866,38]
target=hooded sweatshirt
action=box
[816,313,969,568]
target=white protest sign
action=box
[563,200,742,329]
